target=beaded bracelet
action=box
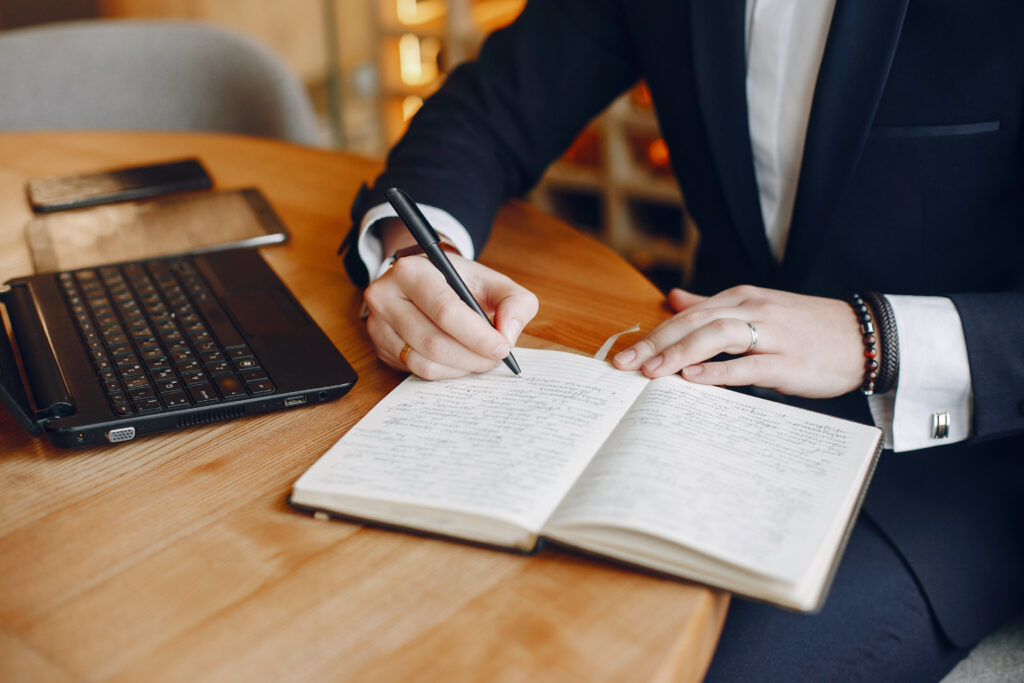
[846,293,880,395]
[862,291,899,393]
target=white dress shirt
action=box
[358,0,974,452]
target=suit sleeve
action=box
[949,291,1024,442]
[341,0,641,285]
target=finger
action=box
[681,353,780,388]
[366,293,500,374]
[671,284,762,313]
[667,288,706,313]
[640,317,761,378]
[613,304,750,370]
[365,312,478,380]
[389,256,514,359]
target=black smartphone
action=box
[25,158,213,213]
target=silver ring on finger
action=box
[744,322,758,354]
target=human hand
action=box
[612,285,866,398]
[363,253,538,379]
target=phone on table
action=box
[25,158,213,213]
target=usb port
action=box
[284,396,307,407]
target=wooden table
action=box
[0,132,727,682]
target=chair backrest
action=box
[0,20,321,145]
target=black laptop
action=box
[0,248,357,447]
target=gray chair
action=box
[941,612,1024,683]
[0,19,321,145]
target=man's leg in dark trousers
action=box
[705,517,971,682]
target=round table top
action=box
[0,131,726,683]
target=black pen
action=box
[385,187,522,376]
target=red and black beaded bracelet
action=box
[847,293,880,395]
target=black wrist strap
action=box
[862,291,900,393]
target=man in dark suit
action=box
[340,1,1024,679]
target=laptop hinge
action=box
[0,287,45,435]
[2,281,73,422]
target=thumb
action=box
[668,287,705,312]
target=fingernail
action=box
[614,348,636,364]
[493,343,511,358]
[643,354,663,371]
[505,319,522,344]
[683,364,703,377]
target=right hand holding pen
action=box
[364,253,538,379]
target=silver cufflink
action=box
[931,412,950,439]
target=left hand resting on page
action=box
[612,285,867,399]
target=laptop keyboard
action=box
[58,258,275,417]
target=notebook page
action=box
[546,377,880,582]
[294,348,649,534]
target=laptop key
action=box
[182,370,208,385]
[227,346,253,360]
[108,343,133,358]
[240,368,267,382]
[133,398,161,413]
[162,393,190,409]
[176,360,200,373]
[129,386,155,400]
[171,350,193,363]
[200,350,225,364]
[124,376,149,390]
[114,352,139,366]
[213,373,247,399]
[206,361,231,375]
[246,380,275,395]
[112,402,133,416]
[234,358,258,371]
[118,362,144,378]
[188,383,218,404]
[156,379,182,394]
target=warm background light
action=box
[398,33,440,86]
[402,94,424,120]
[3,0,695,290]
[396,0,445,25]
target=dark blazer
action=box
[344,0,1024,646]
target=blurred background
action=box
[0,0,698,290]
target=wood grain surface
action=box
[0,131,727,682]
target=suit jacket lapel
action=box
[690,0,778,283]
[781,0,910,288]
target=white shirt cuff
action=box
[866,295,974,452]
[357,202,477,282]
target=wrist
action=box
[377,217,418,256]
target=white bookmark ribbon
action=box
[593,324,641,362]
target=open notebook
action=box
[291,347,881,612]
